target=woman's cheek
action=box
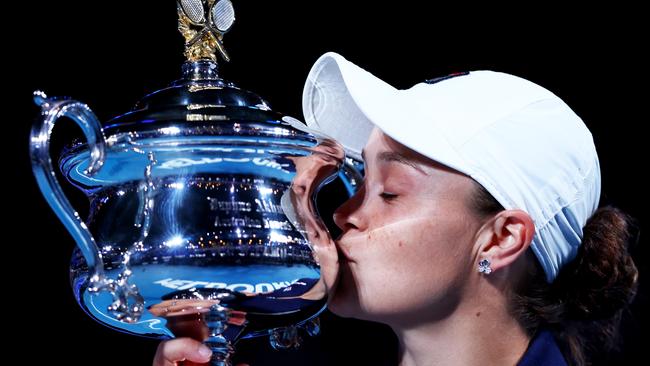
[353,228,424,309]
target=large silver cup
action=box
[29,1,362,364]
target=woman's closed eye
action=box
[380,192,399,201]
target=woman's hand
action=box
[152,338,250,366]
[153,338,212,366]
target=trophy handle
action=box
[29,90,108,287]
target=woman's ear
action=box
[476,210,535,274]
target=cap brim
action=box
[302,52,400,161]
[302,52,468,176]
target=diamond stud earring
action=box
[478,259,492,274]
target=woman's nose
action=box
[332,187,365,233]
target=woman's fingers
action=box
[152,338,212,366]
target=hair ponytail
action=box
[513,206,639,365]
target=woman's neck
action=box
[392,292,531,366]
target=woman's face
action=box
[330,128,485,326]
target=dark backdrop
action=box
[9,2,646,365]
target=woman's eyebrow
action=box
[377,151,429,175]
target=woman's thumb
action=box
[153,338,212,366]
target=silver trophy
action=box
[30,1,362,365]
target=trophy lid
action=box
[101,0,301,137]
[101,59,289,137]
[60,0,325,190]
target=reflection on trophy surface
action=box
[29,1,362,365]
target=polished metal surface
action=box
[212,0,235,33]
[30,3,362,365]
[181,0,206,24]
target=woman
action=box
[153,53,638,365]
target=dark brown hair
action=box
[471,184,639,366]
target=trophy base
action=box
[153,291,241,366]
[150,285,326,366]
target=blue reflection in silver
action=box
[30,4,363,364]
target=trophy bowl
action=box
[29,1,362,365]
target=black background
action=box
[9,2,646,365]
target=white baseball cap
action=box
[302,52,601,283]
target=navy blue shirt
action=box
[517,329,568,366]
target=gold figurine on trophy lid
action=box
[178,0,235,63]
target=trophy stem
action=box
[182,60,221,81]
[205,296,236,366]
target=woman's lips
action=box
[336,244,355,263]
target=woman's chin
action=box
[326,294,357,318]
